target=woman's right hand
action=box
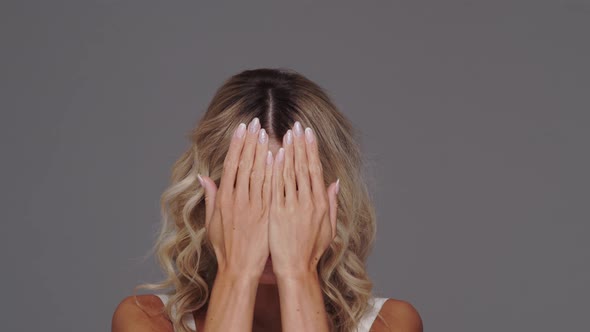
[198,117,274,279]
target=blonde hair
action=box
[133,68,390,331]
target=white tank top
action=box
[155,293,388,332]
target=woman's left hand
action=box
[269,121,340,278]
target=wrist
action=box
[275,268,319,283]
[216,267,262,285]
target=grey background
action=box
[1,1,588,331]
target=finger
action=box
[198,173,218,230]
[236,117,261,200]
[250,128,269,202]
[262,150,273,214]
[272,147,285,207]
[292,121,311,202]
[283,129,297,203]
[304,126,328,202]
[327,179,340,241]
[220,122,247,194]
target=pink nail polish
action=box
[259,128,268,144]
[276,148,285,162]
[248,117,260,133]
[305,127,314,143]
[285,130,293,145]
[294,121,303,136]
[235,123,246,138]
[267,150,273,165]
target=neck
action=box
[252,283,282,331]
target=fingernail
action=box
[259,128,268,144]
[235,123,246,138]
[305,127,314,143]
[335,178,340,195]
[248,117,260,133]
[294,121,303,137]
[285,130,293,145]
[276,147,285,162]
[267,150,273,165]
[197,173,204,187]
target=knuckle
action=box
[234,194,247,207]
[223,158,237,171]
[252,199,263,211]
[221,209,234,222]
[315,199,328,213]
[295,164,307,175]
[301,198,313,209]
[309,163,321,175]
[238,159,246,168]
[314,208,327,220]
[284,169,295,181]
[217,193,230,209]
[286,203,297,214]
[250,170,264,182]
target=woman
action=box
[112,68,423,332]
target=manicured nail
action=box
[305,127,314,143]
[267,150,273,165]
[248,117,260,133]
[259,128,268,144]
[285,130,293,145]
[235,123,246,138]
[294,121,303,137]
[335,178,340,195]
[197,173,204,187]
[276,147,285,162]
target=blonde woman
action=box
[112,68,423,332]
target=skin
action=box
[111,118,423,332]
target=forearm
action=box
[276,271,330,332]
[202,270,260,332]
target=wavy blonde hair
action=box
[133,68,390,332]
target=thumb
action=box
[327,178,340,241]
[198,173,217,230]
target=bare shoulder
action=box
[372,298,423,332]
[111,294,173,332]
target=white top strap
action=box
[356,297,389,332]
[155,294,197,331]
